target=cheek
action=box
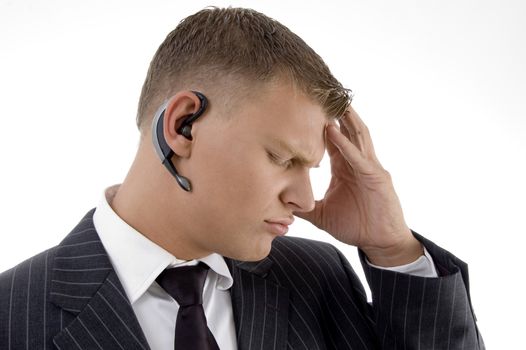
[194,146,278,219]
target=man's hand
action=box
[294,106,423,267]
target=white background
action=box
[1,0,525,347]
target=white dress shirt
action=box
[93,184,437,350]
[368,247,438,277]
[93,185,237,350]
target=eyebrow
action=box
[269,137,321,168]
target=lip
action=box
[264,217,294,236]
[265,217,294,226]
[264,221,289,236]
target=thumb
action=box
[293,200,323,226]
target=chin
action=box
[226,240,273,262]
[243,251,271,262]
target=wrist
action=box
[362,235,424,267]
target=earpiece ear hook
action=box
[151,91,209,192]
[177,91,208,140]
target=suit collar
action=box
[50,209,150,349]
[49,208,111,313]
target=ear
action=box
[163,91,202,158]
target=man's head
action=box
[121,7,351,262]
[136,7,351,133]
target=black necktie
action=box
[156,262,220,350]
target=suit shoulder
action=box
[0,209,96,286]
[267,236,369,309]
[0,245,64,344]
[0,246,58,293]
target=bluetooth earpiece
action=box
[151,91,208,192]
[176,91,208,141]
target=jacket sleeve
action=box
[357,230,485,349]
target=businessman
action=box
[0,7,484,349]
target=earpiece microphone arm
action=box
[162,152,192,192]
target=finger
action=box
[340,119,365,158]
[340,111,366,153]
[336,117,357,150]
[327,124,369,170]
[325,122,354,174]
[325,121,341,157]
[293,200,321,223]
[343,106,377,158]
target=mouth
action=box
[264,220,291,236]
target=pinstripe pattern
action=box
[0,210,149,350]
[0,209,484,349]
[359,233,485,349]
[227,234,485,349]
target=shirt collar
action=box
[93,184,233,304]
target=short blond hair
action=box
[136,7,352,131]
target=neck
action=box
[110,143,209,260]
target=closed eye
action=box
[268,152,293,169]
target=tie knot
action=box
[156,262,209,307]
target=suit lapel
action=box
[50,209,150,350]
[225,257,290,350]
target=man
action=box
[0,7,484,350]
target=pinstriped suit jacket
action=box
[0,209,484,349]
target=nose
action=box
[280,169,315,213]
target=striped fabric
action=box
[0,209,484,349]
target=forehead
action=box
[229,81,328,164]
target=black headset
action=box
[151,91,208,192]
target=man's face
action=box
[181,81,328,261]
